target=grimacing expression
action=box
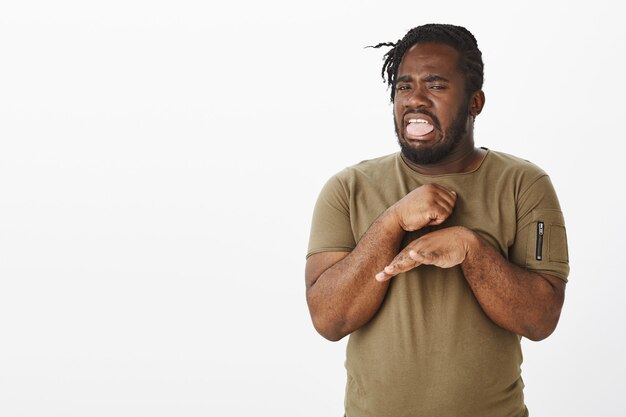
[393,42,473,165]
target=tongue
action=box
[407,122,434,137]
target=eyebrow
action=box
[423,74,450,83]
[395,74,450,84]
[395,75,413,84]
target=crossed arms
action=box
[305,183,566,342]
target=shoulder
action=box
[484,149,548,182]
[333,152,399,184]
[483,150,560,205]
[315,153,397,202]
[486,149,546,174]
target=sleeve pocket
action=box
[549,224,569,263]
[525,209,570,281]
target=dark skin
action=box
[306,42,565,342]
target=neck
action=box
[401,136,486,175]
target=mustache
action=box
[402,109,442,131]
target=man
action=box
[305,24,569,417]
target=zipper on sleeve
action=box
[536,221,544,261]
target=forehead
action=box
[397,42,462,78]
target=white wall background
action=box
[0,1,623,416]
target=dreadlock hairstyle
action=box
[369,24,484,102]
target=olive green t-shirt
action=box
[307,150,569,417]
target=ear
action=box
[469,90,485,117]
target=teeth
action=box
[408,118,430,124]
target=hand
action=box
[375,226,474,282]
[389,183,457,232]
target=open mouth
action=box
[405,117,435,140]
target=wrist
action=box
[382,204,406,234]
[457,226,480,260]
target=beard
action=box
[395,99,470,165]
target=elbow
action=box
[319,330,346,342]
[311,316,349,342]
[521,315,561,342]
[522,277,565,342]
[306,293,351,342]
[523,328,554,342]
[308,305,351,341]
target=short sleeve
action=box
[306,174,356,258]
[508,175,570,282]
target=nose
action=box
[404,86,432,109]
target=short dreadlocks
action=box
[370,24,484,102]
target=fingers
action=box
[409,228,469,268]
[423,185,457,226]
[375,226,469,281]
[429,184,457,205]
[437,186,457,208]
[434,188,457,215]
[375,248,421,282]
[393,184,458,232]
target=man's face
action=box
[393,42,471,165]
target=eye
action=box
[396,84,411,91]
[429,84,446,90]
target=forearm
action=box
[306,210,404,341]
[461,229,565,341]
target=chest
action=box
[348,175,518,256]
